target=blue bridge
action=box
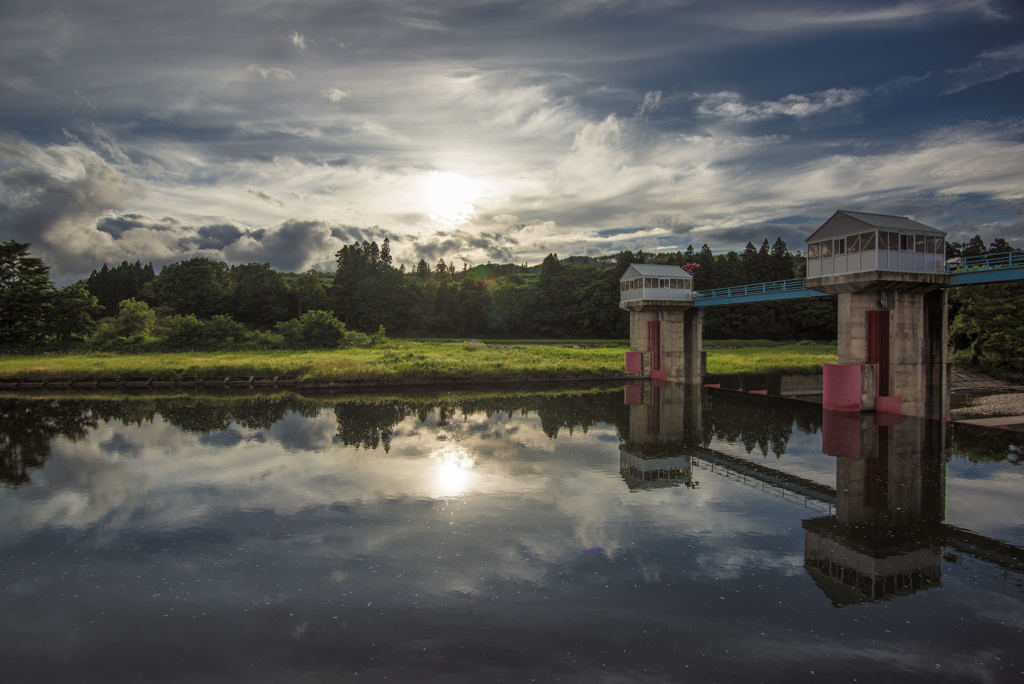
[692,250,1024,307]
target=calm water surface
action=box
[1,385,1022,683]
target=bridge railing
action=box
[694,278,808,301]
[945,250,1024,274]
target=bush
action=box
[90,298,156,349]
[275,310,349,349]
[370,325,389,346]
[160,313,250,351]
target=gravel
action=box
[950,392,1024,420]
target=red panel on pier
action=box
[625,351,643,373]
[647,321,661,372]
[866,310,890,396]
[823,363,863,412]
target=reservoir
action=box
[1,385,1022,682]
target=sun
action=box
[425,171,478,226]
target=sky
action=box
[1,0,1022,283]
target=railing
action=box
[945,250,1024,274]
[621,287,694,302]
[694,278,808,301]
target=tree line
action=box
[1,233,1020,361]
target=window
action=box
[849,234,860,254]
[926,236,935,254]
[900,234,910,251]
[916,235,925,253]
[835,238,846,255]
[935,238,944,255]
[670,279,678,289]
[809,243,820,259]
[821,240,833,258]
[862,232,876,251]
[645,277,653,288]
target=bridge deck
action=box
[692,251,1024,307]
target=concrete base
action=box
[835,289,947,419]
[624,306,703,384]
[823,363,877,412]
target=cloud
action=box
[0,132,144,276]
[729,0,1005,32]
[184,223,245,251]
[245,64,296,81]
[635,91,662,120]
[246,186,286,207]
[411,228,519,264]
[945,42,1024,94]
[695,88,867,121]
[291,32,309,50]
[225,219,343,272]
[325,87,349,103]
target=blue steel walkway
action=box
[692,251,1024,307]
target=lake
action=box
[1,384,1022,682]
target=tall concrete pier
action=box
[619,264,704,384]
[805,211,950,419]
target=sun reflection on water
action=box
[432,445,475,498]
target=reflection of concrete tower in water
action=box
[804,411,946,604]
[619,382,703,491]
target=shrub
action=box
[275,310,348,349]
[91,298,156,349]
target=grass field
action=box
[0,340,836,381]
[705,342,836,375]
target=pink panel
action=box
[749,389,767,395]
[874,395,902,415]
[650,369,668,381]
[625,351,643,373]
[822,409,863,459]
[624,384,642,405]
[823,363,862,412]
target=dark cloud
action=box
[95,213,150,238]
[184,223,245,251]
[698,222,819,250]
[595,226,647,238]
[412,229,518,264]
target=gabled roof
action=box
[620,263,693,281]
[806,210,946,243]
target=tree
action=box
[0,240,55,346]
[1,241,102,347]
[148,257,231,318]
[49,283,103,342]
[86,260,155,317]
[416,259,431,281]
[288,272,330,317]
[228,262,289,328]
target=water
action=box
[1,385,1022,683]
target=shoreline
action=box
[0,372,636,391]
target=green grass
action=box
[0,340,631,381]
[706,342,837,375]
[0,340,837,382]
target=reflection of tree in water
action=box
[0,398,97,487]
[334,390,631,453]
[701,390,823,458]
[951,424,1022,466]
[335,400,409,452]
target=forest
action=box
[1,234,1021,380]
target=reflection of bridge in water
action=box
[622,382,1024,605]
